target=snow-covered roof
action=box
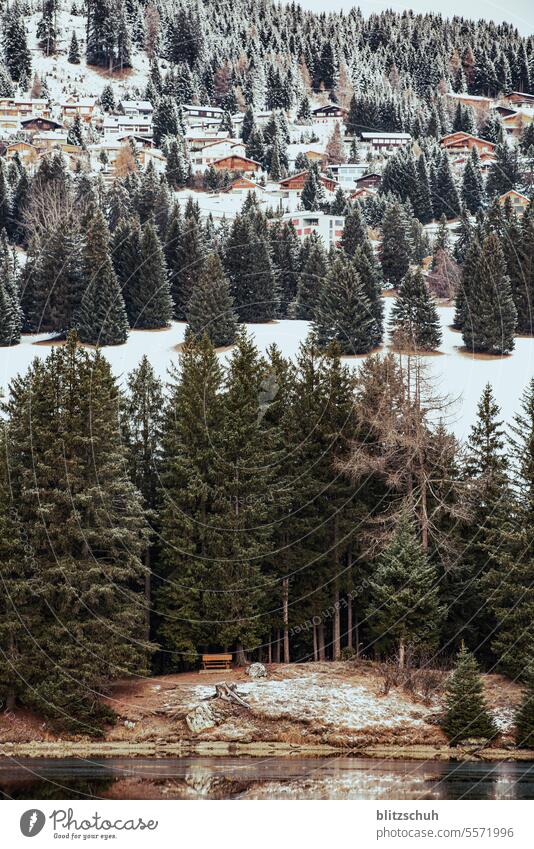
[361,131,411,140]
[120,100,153,111]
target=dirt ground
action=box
[0,661,524,750]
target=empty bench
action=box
[200,653,233,673]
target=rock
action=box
[123,720,136,729]
[186,702,218,734]
[246,662,267,679]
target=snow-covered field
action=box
[2,300,533,442]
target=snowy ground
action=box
[2,300,533,442]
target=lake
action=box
[0,757,533,800]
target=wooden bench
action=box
[200,653,233,673]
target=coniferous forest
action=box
[0,0,532,751]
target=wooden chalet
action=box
[440,132,495,154]
[501,91,534,109]
[3,140,38,169]
[21,116,64,133]
[61,97,98,124]
[350,186,377,201]
[223,175,264,193]
[0,98,50,119]
[501,110,534,137]
[446,93,494,114]
[279,170,337,193]
[354,173,381,190]
[212,154,262,174]
[312,104,348,122]
[497,190,530,216]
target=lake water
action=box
[0,757,533,800]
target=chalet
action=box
[501,91,534,109]
[185,131,230,151]
[103,115,153,138]
[287,144,325,170]
[350,186,377,201]
[446,92,494,114]
[223,175,265,195]
[3,141,38,169]
[440,132,495,154]
[0,98,50,119]
[497,190,530,216]
[182,104,225,126]
[279,170,337,194]
[32,131,69,151]
[312,104,348,123]
[212,154,262,174]
[282,211,345,246]
[501,110,534,137]
[191,140,247,171]
[60,97,98,124]
[119,100,153,118]
[360,131,411,153]
[354,173,381,190]
[21,117,64,133]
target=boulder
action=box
[186,701,217,733]
[246,662,267,679]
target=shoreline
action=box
[0,741,532,762]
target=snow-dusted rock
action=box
[123,720,136,729]
[246,662,267,679]
[186,702,217,733]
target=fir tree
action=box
[368,514,445,666]
[2,5,31,82]
[461,233,517,355]
[462,148,484,214]
[434,151,461,220]
[442,645,496,743]
[77,208,129,345]
[381,202,411,287]
[313,256,376,354]
[389,267,442,351]
[301,165,326,211]
[292,233,328,320]
[128,220,173,329]
[186,252,238,347]
[68,30,80,64]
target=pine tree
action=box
[170,214,204,319]
[301,165,326,211]
[4,334,151,731]
[389,267,442,351]
[128,220,172,329]
[442,645,496,743]
[381,202,411,287]
[292,233,328,320]
[186,252,238,347]
[513,207,534,334]
[152,95,182,147]
[485,380,534,677]
[270,221,299,317]
[2,5,32,82]
[368,514,445,667]
[486,143,520,197]
[339,204,367,258]
[462,148,484,214]
[514,662,534,748]
[313,256,376,354]
[100,82,115,112]
[77,208,129,345]
[30,223,84,333]
[434,152,461,220]
[67,113,84,147]
[461,233,517,355]
[68,30,80,64]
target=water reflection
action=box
[0,757,532,801]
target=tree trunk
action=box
[235,642,247,667]
[273,630,280,663]
[5,688,15,712]
[318,623,326,661]
[399,636,405,670]
[333,585,341,661]
[282,577,290,663]
[312,622,318,661]
[346,596,353,649]
[144,548,151,643]
[355,617,360,657]
[267,635,272,664]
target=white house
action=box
[103,115,153,138]
[327,162,367,188]
[360,131,411,154]
[282,211,345,247]
[119,100,153,119]
[190,139,246,171]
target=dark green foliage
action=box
[3,334,150,731]
[390,267,442,351]
[77,208,129,345]
[461,233,517,355]
[486,144,520,198]
[68,30,80,64]
[313,256,376,354]
[292,233,328,320]
[186,252,238,347]
[127,220,172,329]
[462,148,484,214]
[381,202,411,287]
[442,645,496,743]
[300,165,326,211]
[270,221,299,317]
[434,152,461,220]
[368,514,445,661]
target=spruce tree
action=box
[186,252,238,347]
[352,245,383,347]
[301,165,326,211]
[381,202,411,287]
[461,233,517,355]
[68,30,80,64]
[269,220,299,317]
[128,220,173,329]
[0,256,21,345]
[339,204,367,258]
[462,148,484,214]
[4,334,151,731]
[292,233,328,320]
[313,256,376,354]
[390,267,442,351]
[368,514,445,666]
[77,208,129,345]
[442,645,496,743]
[170,214,204,319]
[434,152,461,220]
